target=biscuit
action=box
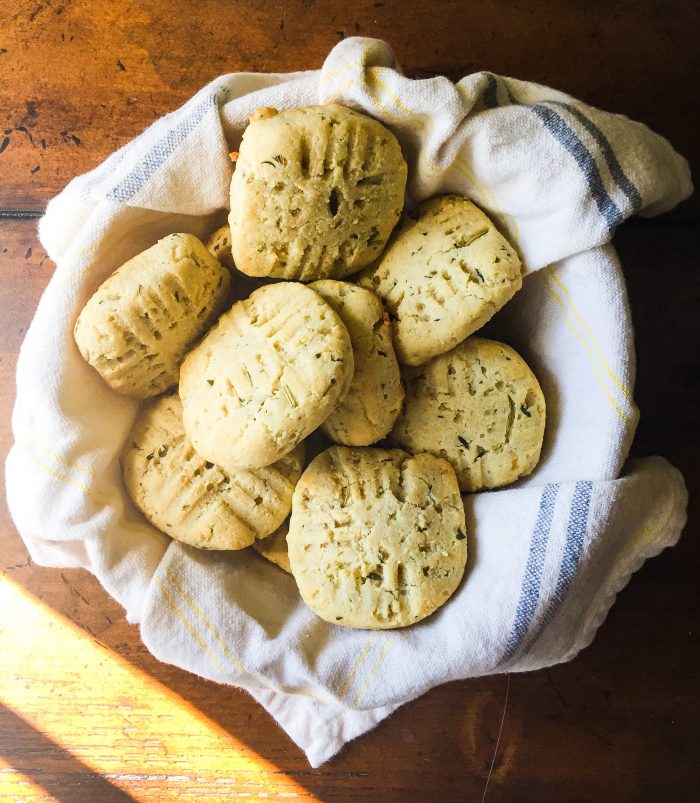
[357,195,522,366]
[391,337,546,492]
[206,224,236,271]
[122,395,304,550]
[179,282,353,469]
[252,520,292,573]
[287,447,467,629]
[229,104,407,281]
[309,280,404,446]
[74,233,231,398]
[252,430,334,573]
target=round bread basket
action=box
[7,38,690,764]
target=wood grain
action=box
[0,0,698,217]
[1,2,699,800]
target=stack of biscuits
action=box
[74,104,545,630]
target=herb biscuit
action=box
[206,224,236,271]
[122,395,304,550]
[391,337,546,492]
[288,447,467,629]
[309,280,404,446]
[357,195,522,366]
[229,104,407,281]
[74,233,231,398]
[179,282,353,469]
[252,521,292,573]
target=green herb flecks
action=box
[505,396,515,444]
[367,227,381,245]
[456,529,467,540]
[461,227,489,247]
[457,435,469,449]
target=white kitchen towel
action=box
[6,37,691,767]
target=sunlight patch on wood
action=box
[0,575,313,801]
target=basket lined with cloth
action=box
[6,37,691,766]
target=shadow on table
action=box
[0,703,135,802]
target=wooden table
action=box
[1,2,698,800]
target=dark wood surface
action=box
[1,2,698,800]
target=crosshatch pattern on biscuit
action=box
[180,282,354,469]
[311,280,404,446]
[391,337,546,492]
[229,105,407,281]
[358,195,522,366]
[123,395,305,550]
[288,447,467,629]
[75,233,231,398]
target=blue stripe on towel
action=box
[477,75,631,234]
[546,101,643,212]
[107,93,217,204]
[527,104,624,232]
[82,144,132,201]
[538,480,594,630]
[500,483,560,662]
[517,480,594,661]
